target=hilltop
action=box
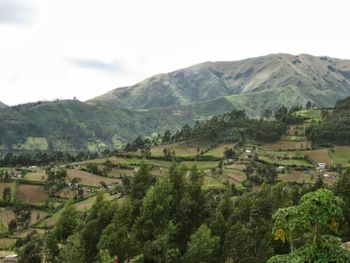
[91,53,350,110]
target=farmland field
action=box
[331,146,350,167]
[151,143,202,157]
[295,109,323,122]
[224,169,246,184]
[77,156,134,165]
[0,183,47,203]
[180,161,219,170]
[75,193,118,211]
[305,149,331,164]
[0,238,16,249]
[0,208,48,228]
[261,140,311,150]
[258,156,313,167]
[25,170,47,181]
[279,171,312,183]
[109,168,134,177]
[203,176,226,190]
[204,144,234,157]
[67,169,120,186]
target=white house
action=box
[316,163,326,170]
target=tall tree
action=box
[183,224,219,263]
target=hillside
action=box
[0,90,299,152]
[0,101,7,108]
[2,54,350,152]
[90,54,350,109]
[0,101,146,151]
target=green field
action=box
[150,143,203,157]
[295,109,322,122]
[203,176,226,190]
[180,161,219,170]
[331,146,350,167]
[258,156,313,168]
[203,144,234,157]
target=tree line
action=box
[125,110,287,153]
[306,96,350,145]
[14,162,350,263]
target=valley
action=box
[1,104,350,261]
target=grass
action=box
[331,146,350,167]
[260,140,311,150]
[258,156,313,167]
[295,109,323,122]
[180,161,219,170]
[150,143,202,157]
[204,144,234,157]
[109,168,134,177]
[40,193,118,227]
[75,193,117,211]
[305,149,331,164]
[67,169,121,186]
[279,171,312,183]
[25,170,47,182]
[0,238,16,249]
[203,176,226,190]
[77,156,136,165]
[0,183,47,204]
[0,208,47,231]
[261,150,305,158]
[224,169,246,184]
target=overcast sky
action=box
[1,0,350,105]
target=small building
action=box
[203,170,212,176]
[243,149,257,160]
[276,166,285,172]
[28,165,38,171]
[316,163,326,170]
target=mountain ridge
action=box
[2,53,350,151]
[90,53,350,109]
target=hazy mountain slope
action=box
[0,85,347,152]
[0,100,151,151]
[3,53,350,152]
[0,101,7,108]
[90,54,350,109]
[0,97,238,152]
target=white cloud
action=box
[1,0,350,105]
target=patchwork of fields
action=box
[1,109,350,253]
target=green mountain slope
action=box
[0,87,320,152]
[0,101,146,152]
[2,54,350,152]
[90,54,350,109]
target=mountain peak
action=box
[90,53,350,110]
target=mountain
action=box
[90,53,350,110]
[2,53,350,152]
[0,101,7,108]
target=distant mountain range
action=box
[2,53,350,152]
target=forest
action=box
[13,162,350,263]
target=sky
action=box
[1,0,350,105]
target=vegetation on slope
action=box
[0,101,7,108]
[91,54,350,110]
[306,97,350,145]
